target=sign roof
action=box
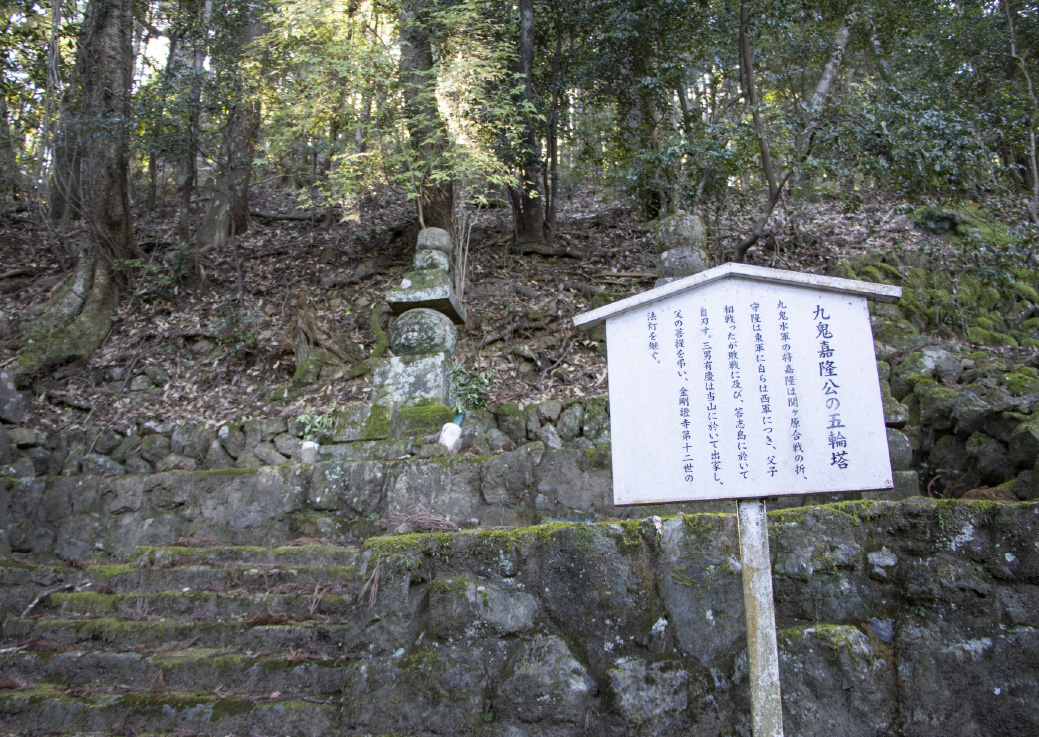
[573,263,902,329]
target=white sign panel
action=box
[602,277,893,504]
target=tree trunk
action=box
[399,0,453,234]
[738,0,778,199]
[177,0,213,254]
[511,0,546,245]
[19,0,137,379]
[199,20,265,249]
[0,95,21,199]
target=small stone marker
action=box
[574,262,901,737]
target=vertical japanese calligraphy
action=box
[675,310,693,482]
[815,304,849,470]
[751,302,779,477]
[725,305,750,479]
[647,311,661,364]
[702,308,722,484]
[778,301,807,479]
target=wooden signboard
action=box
[574,263,901,505]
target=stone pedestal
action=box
[370,353,452,408]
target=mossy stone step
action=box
[73,562,359,595]
[2,617,369,652]
[131,544,361,568]
[0,687,341,735]
[34,589,366,621]
[0,648,346,695]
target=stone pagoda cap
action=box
[573,263,902,329]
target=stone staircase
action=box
[0,544,369,736]
[2,498,1038,737]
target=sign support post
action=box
[737,498,784,737]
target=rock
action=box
[429,579,538,638]
[274,433,302,458]
[655,213,706,254]
[414,249,450,272]
[917,384,958,431]
[123,454,154,475]
[155,454,198,472]
[607,657,689,731]
[128,375,153,392]
[0,425,10,465]
[6,457,34,478]
[582,396,610,440]
[244,418,287,446]
[171,422,213,460]
[496,403,527,444]
[657,247,708,279]
[1009,416,1039,469]
[234,450,263,468]
[139,434,171,464]
[142,420,176,435]
[881,381,909,429]
[952,391,992,437]
[929,435,969,474]
[1013,469,1039,501]
[966,432,1012,485]
[538,399,563,423]
[557,403,584,441]
[985,410,1031,445]
[416,227,452,255]
[203,440,234,470]
[217,424,246,458]
[0,369,27,423]
[523,404,541,440]
[252,442,288,466]
[891,351,938,400]
[80,454,126,476]
[388,308,458,356]
[498,634,598,726]
[887,428,913,471]
[485,428,515,453]
[9,427,38,447]
[537,423,563,450]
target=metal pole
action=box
[737,498,784,737]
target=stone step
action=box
[130,543,362,568]
[2,617,371,653]
[0,648,347,696]
[68,563,359,595]
[0,687,342,736]
[29,589,366,622]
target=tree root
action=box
[344,304,391,380]
[15,259,118,381]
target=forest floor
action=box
[0,185,944,432]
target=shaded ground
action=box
[0,186,957,432]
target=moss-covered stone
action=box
[396,403,454,436]
[967,327,1019,347]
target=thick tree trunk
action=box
[399,0,453,234]
[512,0,546,245]
[17,0,136,379]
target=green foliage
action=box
[449,363,492,413]
[297,402,338,441]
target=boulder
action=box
[887,428,913,471]
[966,432,1012,485]
[389,308,458,356]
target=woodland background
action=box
[1,0,1038,430]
